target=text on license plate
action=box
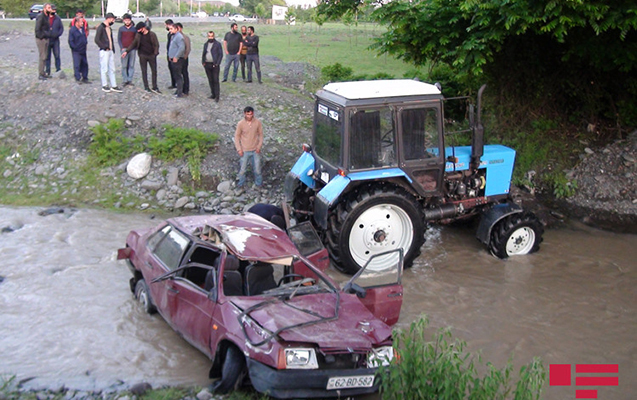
[326,375,374,390]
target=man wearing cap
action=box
[118,13,137,86]
[45,4,63,75]
[34,3,53,80]
[122,22,160,94]
[95,13,122,92]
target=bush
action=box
[379,316,545,400]
[321,63,354,82]
[89,119,145,166]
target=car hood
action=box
[231,294,392,349]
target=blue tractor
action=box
[285,80,544,274]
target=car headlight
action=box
[367,346,394,368]
[283,348,318,369]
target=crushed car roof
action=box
[167,213,300,262]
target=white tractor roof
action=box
[322,79,441,100]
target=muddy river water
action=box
[0,206,635,398]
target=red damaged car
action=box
[118,213,403,398]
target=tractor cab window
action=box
[349,107,397,170]
[401,107,441,160]
[314,102,342,167]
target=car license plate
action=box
[326,375,374,390]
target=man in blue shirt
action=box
[167,24,185,97]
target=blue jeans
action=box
[121,49,136,83]
[45,38,61,74]
[99,50,117,87]
[238,151,262,187]
[223,53,239,81]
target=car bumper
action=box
[247,358,380,399]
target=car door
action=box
[146,225,191,323]
[165,263,217,357]
[345,249,404,326]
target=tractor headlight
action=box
[284,348,318,369]
[367,346,394,368]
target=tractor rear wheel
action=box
[327,185,425,274]
[489,212,544,258]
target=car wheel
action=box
[212,345,246,394]
[328,185,425,274]
[134,279,157,314]
[488,212,544,258]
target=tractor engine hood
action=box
[231,294,392,348]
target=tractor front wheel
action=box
[328,186,424,274]
[489,212,544,258]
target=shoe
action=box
[111,86,123,93]
[145,88,152,93]
[215,97,219,103]
[167,85,176,89]
[102,86,111,92]
[151,88,161,94]
[182,93,189,97]
[221,79,227,82]
[246,80,252,83]
[39,75,48,80]
[123,81,130,86]
[174,94,184,98]
[208,95,215,99]
[76,79,82,84]
[82,78,91,84]
[258,80,262,84]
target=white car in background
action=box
[229,13,246,22]
[192,11,207,18]
[132,12,145,18]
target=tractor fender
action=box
[476,202,524,245]
[314,168,413,229]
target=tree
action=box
[318,0,637,128]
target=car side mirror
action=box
[343,282,367,298]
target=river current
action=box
[0,207,634,398]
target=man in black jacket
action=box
[34,3,53,80]
[122,22,161,94]
[94,13,122,93]
[202,31,223,102]
[45,4,63,75]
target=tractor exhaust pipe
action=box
[470,84,487,170]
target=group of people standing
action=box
[34,8,265,187]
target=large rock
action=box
[217,180,233,193]
[174,196,189,209]
[141,180,162,191]
[126,153,152,179]
[166,167,179,186]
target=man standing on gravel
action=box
[167,24,186,98]
[222,23,243,83]
[118,14,137,86]
[244,26,261,84]
[45,4,63,76]
[234,106,263,187]
[121,22,160,94]
[34,3,53,80]
[68,17,89,83]
[176,23,190,96]
[164,19,176,89]
[95,13,122,93]
[202,31,223,102]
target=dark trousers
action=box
[167,57,176,87]
[182,57,189,94]
[169,58,184,95]
[204,62,220,99]
[71,51,88,81]
[46,38,61,74]
[247,54,261,83]
[240,53,246,80]
[139,53,158,90]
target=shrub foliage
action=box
[380,317,545,399]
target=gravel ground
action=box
[0,23,634,226]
